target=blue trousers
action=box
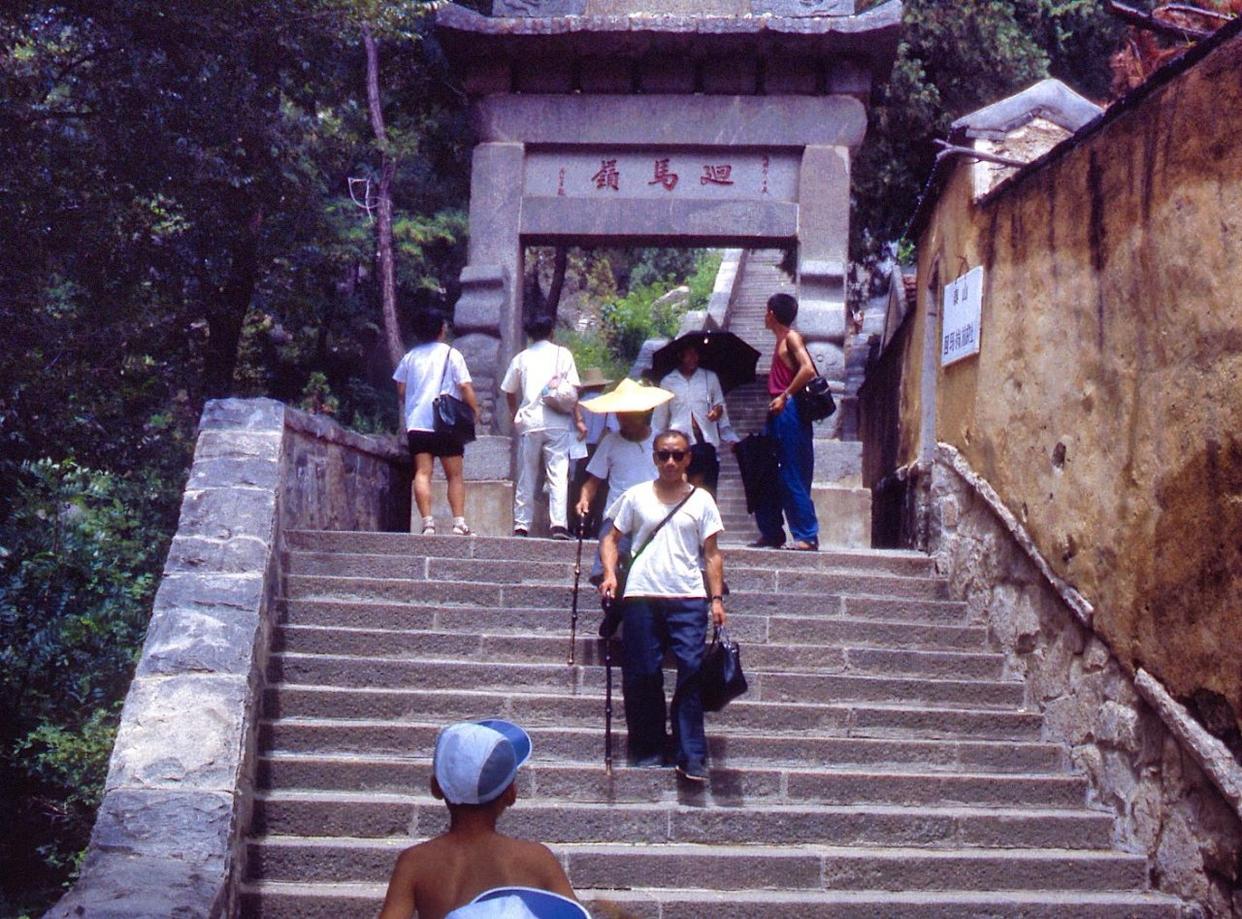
[620,598,709,768]
[755,396,819,545]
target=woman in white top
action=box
[393,310,479,536]
[598,429,727,783]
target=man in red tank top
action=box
[751,293,820,550]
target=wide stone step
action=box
[285,596,973,630]
[284,576,951,615]
[240,882,1183,919]
[258,756,1088,808]
[288,555,946,599]
[260,719,1066,773]
[264,685,1045,740]
[252,793,1114,848]
[283,531,934,577]
[268,653,1025,709]
[282,597,974,633]
[274,625,1006,679]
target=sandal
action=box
[784,540,818,552]
[421,524,436,536]
[452,521,472,536]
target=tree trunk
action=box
[546,246,569,319]
[363,24,404,371]
[203,208,263,399]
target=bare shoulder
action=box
[505,837,575,895]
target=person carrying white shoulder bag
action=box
[500,315,586,539]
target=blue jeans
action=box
[620,598,709,768]
[755,395,819,545]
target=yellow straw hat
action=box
[579,377,674,414]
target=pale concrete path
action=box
[238,532,1182,917]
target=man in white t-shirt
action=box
[598,429,727,784]
[499,315,586,539]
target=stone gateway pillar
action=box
[437,0,901,432]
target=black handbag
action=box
[432,347,476,444]
[794,375,836,422]
[599,487,697,638]
[701,625,748,712]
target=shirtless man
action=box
[377,719,576,919]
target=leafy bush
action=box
[0,460,165,911]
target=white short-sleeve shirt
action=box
[610,483,724,599]
[393,343,472,433]
[499,340,580,434]
[586,431,657,514]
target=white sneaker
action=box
[421,524,436,536]
[452,521,472,536]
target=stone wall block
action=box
[187,456,281,491]
[194,430,283,463]
[138,599,266,677]
[165,534,269,575]
[47,788,237,917]
[199,398,285,433]
[106,675,250,791]
[178,487,277,543]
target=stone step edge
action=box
[248,837,1144,863]
[261,716,1059,749]
[275,623,994,658]
[286,551,932,580]
[284,531,928,561]
[269,651,1021,690]
[252,790,1106,821]
[266,682,1039,717]
[279,599,978,629]
[256,752,1080,786]
[238,881,1181,908]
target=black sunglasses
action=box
[654,449,688,463]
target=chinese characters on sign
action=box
[941,266,984,367]
[649,158,679,191]
[700,165,734,186]
[591,159,620,191]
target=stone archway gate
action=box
[436,0,901,432]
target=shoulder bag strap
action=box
[628,485,697,568]
[437,345,454,396]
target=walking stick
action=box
[568,521,585,665]
[602,599,614,776]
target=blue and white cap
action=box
[433,719,533,805]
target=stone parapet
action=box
[925,444,1242,915]
[48,399,409,919]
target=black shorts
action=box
[407,430,465,458]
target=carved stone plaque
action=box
[493,0,855,14]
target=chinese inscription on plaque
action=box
[591,159,620,191]
[700,165,734,186]
[648,158,679,191]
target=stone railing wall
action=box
[49,398,409,919]
[924,443,1242,916]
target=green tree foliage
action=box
[852,0,1145,260]
[0,1,476,909]
[0,461,162,911]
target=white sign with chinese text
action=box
[941,266,984,367]
[524,149,799,201]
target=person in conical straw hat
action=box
[576,379,675,585]
[568,368,616,535]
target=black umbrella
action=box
[648,331,761,395]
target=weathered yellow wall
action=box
[907,33,1242,724]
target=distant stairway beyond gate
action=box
[240,531,1182,918]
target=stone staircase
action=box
[238,531,1183,917]
[722,248,794,377]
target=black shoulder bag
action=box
[598,486,697,638]
[791,336,836,422]
[432,347,477,444]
